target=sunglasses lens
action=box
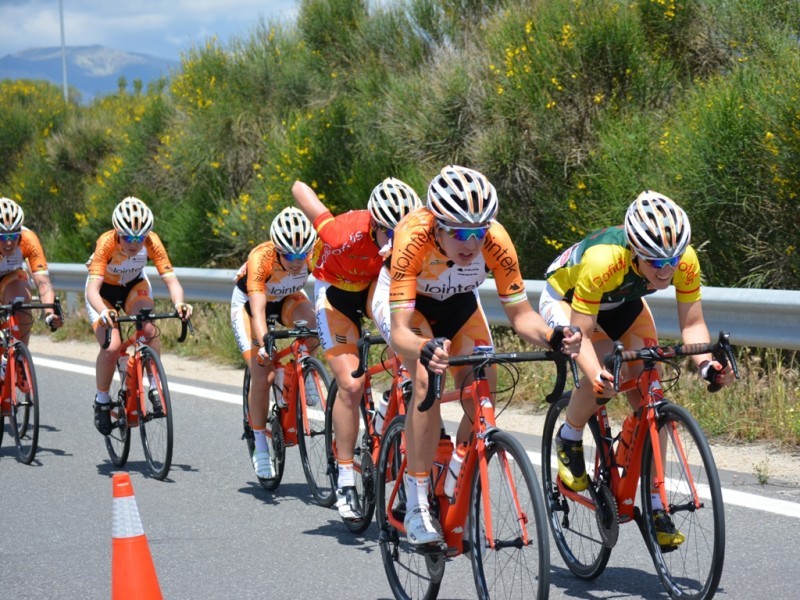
[648,256,680,269]
[452,227,488,242]
[0,233,20,242]
[284,252,307,261]
[123,235,145,243]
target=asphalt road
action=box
[1,353,798,599]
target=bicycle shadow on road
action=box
[237,480,325,508]
[94,458,194,481]
[300,517,382,552]
[550,563,715,599]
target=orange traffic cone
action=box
[111,472,163,600]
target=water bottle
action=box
[444,443,467,500]
[374,390,390,433]
[433,432,454,496]
[273,367,286,408]
[615,414,637,467]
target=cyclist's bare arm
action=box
[249,291,268,347]
[31,272,61,325]
[292,180,329,223]
[567,308,614,397]
[504,299,581,353]
[162,274,192,319]
[677,300,735,387]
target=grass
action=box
[42,297,799,449]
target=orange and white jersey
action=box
[233,240,311,302]
[0,227,49,278]
[310,209,383,292]
[389,209,527,309]
[86,230,175,285]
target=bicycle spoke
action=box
[138,347,173,480]
[297,358,335,506]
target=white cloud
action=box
[0,0,299,60]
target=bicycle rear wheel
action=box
[470,430,549,599]
[324,380,374,532]
[296,357,335,506]
[640,403,725,600]
[376,416,442,600]
[10,342,39,464]
[138,346,173,480]
[105,372,131,467]
[542,392,611,579]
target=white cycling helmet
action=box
[0,197,24,232]
[112,197,153,237]
[427,165,498,224]
[624,191,691,260]
[270,207,317,255]
[368,177,422,229]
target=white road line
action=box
[36,355,800,519]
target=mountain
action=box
[0,46,179,102]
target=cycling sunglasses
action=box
[642,255,681,269]
[283,251,308,262]
[437,221,490,242]
[119,233,146,244]
[377,225,394,240]
[0,232,21,242]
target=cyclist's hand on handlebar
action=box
[593,370,615,398]
[548,325,581,357]
[99,308,117,326]
[700,360,735,391]
[419,337,449,374]
[175,302,193,320]
[256,346,269,367]
[44,312,63,330]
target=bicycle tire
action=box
[470,430,550,599]
[10,341,39,464]
[542,392,611,579]
[640,402,725,600]
[138,346,173,480]
[242,366,254,456]
[263,409,286,490]
[324,380,374,532]
[376,415,442,600]
[296,357,336,507]
[105,369,131,467]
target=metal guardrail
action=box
[50,262,800,350]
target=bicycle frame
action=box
[268,335,318,446]
[385,350,566,557]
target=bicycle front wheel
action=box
[324,380,374,532]
[138,346,173,480]
[542,392,611,579]
[10,342,39,464]
[105,372,131,467]
[470,430,549,599]
[640,403,725,600]
[296,357,335,506]
[376,416,442,600]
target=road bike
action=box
[0,297,63,464]
[324,330,412,532]
[242,315,333,501]
[376,346,572,600]
[103,307,192,480]
[541,331,739,600]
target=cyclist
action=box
[85,197,192,436]
[539,190,736,547]
[231,207,318,480]
[292,177,421,525]
[0,197,63,344]
[388,165,581,546]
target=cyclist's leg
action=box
[124,279,158,352]
[0,271,33,345]
[86,279,124,436]
[315,281,366,521]
[232,287,276,479]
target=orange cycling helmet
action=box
[427,165,498,225]
[270,207,317,255]
[624,191,691,260]
[0,197,24,232]
[113,197,154,237]
[367,178,422,229]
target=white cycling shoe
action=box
[252,449,275,479]
[404,506,443,546]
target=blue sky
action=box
[0,0,299,61]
